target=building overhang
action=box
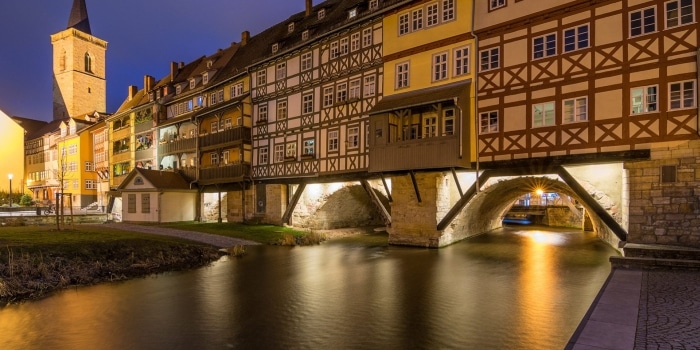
[369,80,471,116]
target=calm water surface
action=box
[0,227,618,349]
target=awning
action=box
[369,80,471,115]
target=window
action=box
[351,32,360,52]
[323,87,335,107]
[84,53,92,73]
[272,43,279,53]
[669,80,696,109]
[190,79,195,89]
[138,194,150,213]
[302,93,314,114]
[631,86,659,114]
[224,118,232,129]
[533,102,556,127]
[533,33,557,59]
[427,3,439,26]
[564,25,589,52]
[210,121,219,133]
[630,7,656,37]
[318,8,326,19]
[303,139,315,155]
[85,161,94,172]
[231,83,243,97]
[274,144,285,163]
[218,90,224,102]
[301,52,313,71]
[423,114,437,138]
[277,100,288,120]
[211,152,219,165]
[443,108,455,135]
[259,147,269,164]
[69,144,78,155]
[442,0,455,21]
[222,151,229,165]
[364,75,376,97]
[257,70,267,86]
[210,92,218,105]
[490,0,506,10]
[288,22,295,33]
[480,111,499,134]
[349,79,361,100]
[412,9,424,31]
[337,83,348,102]
[328,130,339,152]
[276,62,286,80]
[127,194,136,213]
[370,0,379,10]
[563,97,588,123]
[85,180,96,190]
[396,62,410,89]
[258,105,268,122]
[286,143,297,158]
[433,52,448,81]
[666,0,694,28]
[349,8,358,19]
[363,28,373,47]
[176,85,182,94]
[661,165,677,183]
[203,72,209,85]
[69,161,77,172]
[302,30,309,41]
[340,38,349,56]
[399,13,410,35]
[331,41,339,58]
[454,46,469,76]
[347,127,360,149]
[480,48,499,71]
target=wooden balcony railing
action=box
[199,163,251,184]
[200,127,252,149]
[158,137,196,155]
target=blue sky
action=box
[0,0,305,121]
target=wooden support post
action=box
[451,168,463,197]
[410,171,421,203]
[282,183,306,225]
[361,179,391,226]
[380,173,392,202]
[437,170,493,231]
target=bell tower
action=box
[50,0,107,120]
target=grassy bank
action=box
[154,222,327,245]
[0,226,220,306]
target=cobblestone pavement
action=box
[93,223,261,248]
[635,270,700,349]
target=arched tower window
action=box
[84,53,93,73]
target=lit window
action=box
[666,0,694,28]
[349,8,357,19]
[533,102,556,127]
[563,97,588,123]
[564,25,589,52]
[669,80,696,110]
[480,48,499,71]
[480,111,499,134]
[630,7,657,37]
[533,33,557,59]
[631,86,659,114]
[396,62,410,88]
[303,139,315,155]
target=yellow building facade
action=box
[0,109,25,198]
[56,118,98,207]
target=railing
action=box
[178,167,197,182]
[199,163,251,183]
[158,137,196,155]
[200,127,252,148]
[135,148,155,161]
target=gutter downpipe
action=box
[471,0,481,193]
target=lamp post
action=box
[8,173,13,208]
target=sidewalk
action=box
[92,223,260,248]
[566,267,700,349]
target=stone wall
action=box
[625,140,700,248]
[543,206,581,228]
[292,182,385,229]
[388,172,445,247]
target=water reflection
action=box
[0,227,617,349]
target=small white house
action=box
[117,168,197,223]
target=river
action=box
[0,226,617,349]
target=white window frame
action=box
[349,79,361,100]
[433,52,448,81]
[221,150,230,165]
[442,0,455,22]
[631,85,659,114]
[85,161,94,172]
[337,83,348,102]
[328,130,339,152]
[302,30,309,41]
[489,0,506,11]
[301,52,313,71]
[257,70,267,86]
[351,32,360,52]
[630,6,657,37]
[272,43,279,53]
[323,86,335,107]
[422,114,438,138]
[347,127,360,149]
[211,152,219,165]
[363,75,376,97]
[258,105,268,122]
[666,0,695,28]
[340,38,349,56]
[480,111,499,134]
[288,22,295,33]
[274,144,285,163]
[276,62,287,80]
[210,121,219,134]
[426,3,439,27]
[396,62,410,89]
[443,108,455,136]
[231,83,243,97]
[412,8,424,31]
[85,180,96,190]
[277,100,288,120]
[303,139,315,156]
[286,143,297,158]
[563,25,589,53]
[370,0,379,10]
[454,46,470,76]
[533,102,556,127]
[203,72,209,85]
[533,33,557,59]
[669,80,696,110]
[399,13,410,35]
[563,97,588,123]
[318,8,326,19]
[480,48,499,71]
[362,28,373,47]
[302,93,314,114]
[331,41,340,58]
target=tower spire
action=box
[67,0,91,35]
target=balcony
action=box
[177,167,197,182]
[158,137,196,156]
[369,136,469,173]
[200,127,251,149]
[199,163,251,185]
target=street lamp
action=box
[8,173,13,208]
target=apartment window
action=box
[433,52,448,81]
[286,143,297,158]
[288,22,295,33]
[631,86,659,114]
[412,9,424,31]
[302,93,314,114]
[349,79,361,100]
[176,85,182,94]
[490,0,506,10]
[73,180,79,189]
[331,41,340,58]
[423,114,438,138]
[303,139,315,155]
[302,30,309,41]
[480,111,499,134]
[257,70,267,86]
[370,0,379,10]
[630,7,657,37]
[666,0,694,28]
[351,32,360,52]
[222,151,229,165]
[318,8,326,19]
[454,46,469,76]
[399,13,410,35]
[210,121,219,134]
[442,0,455,21]
[277,100,288,119]
[258,105,268,121]
[442,108,455,136]
[480,48,499,71]
[364,75,376,97]
[427,3,439,26]
[276,62,286,80]
[349,8,358,19]
[218,90,224,102]
[274,144,285,163]
[533,33,557,59]
[211,152,219,165]
[533,102,556,127]
[563,97,588,123]
[85,180,96,190]
[340,38,349,56]
[210,92,218,105]
[669,80,696,109]
[272,43,279,53]
[362,28,373,47]
[564,25,589,52]
[85,161,94,172]
[190,79,195,89]
[224,118,232,130]
[68,161,78,172]
[203,72,209,85]
[336,83,348,102]
[328,130,339,152]
[127,194,136,213]
[259,147,269,165]
[301,52,313,71]
[323,86,335,107]
[69,144,78,154]
[396,62,410,89]
[231,83,243,97]
[347,127,360,149]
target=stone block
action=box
[652,197,671,205]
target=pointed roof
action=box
[67,0,91,35]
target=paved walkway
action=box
[94,223,260,248]
[566,268,700,349]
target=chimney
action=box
[127,85,138,101]
[170,61,178,82]
[241,31,250,46]
[180,61,185,69]
[144,75,155,92]
[306,0,313,16]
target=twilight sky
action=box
[0,0,305,122]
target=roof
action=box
[67,0,91,35]
[10,116,48,136]
[369,80,472,115]
[118,167,193,191]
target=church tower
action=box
[50,0,107,120]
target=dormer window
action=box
[207,60,213,68]
[176,85,182,94]
[369,0,379,10]
[272,43,279,53]
[149,92,154,102]
[302,30,309,41]
[156,90,161,99]
[318,9,326,19]
[203,72,209,85]
[349,8,357,19]
[190,79,195,89]
[288,22,295,33]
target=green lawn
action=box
[153,222,309,245]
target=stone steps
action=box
[611,243,700,269]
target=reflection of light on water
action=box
[514,230,567,246]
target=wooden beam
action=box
[410,171,421,203]
[361,179,391,226]
[380,173,392,202]
[437,170,494,231]
[282,183,306,225]
[451,168,463,197]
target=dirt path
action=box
[92,223,260,248]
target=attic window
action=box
[149,92,154,102]
[156,90,161,99]
[176,85,182,94]
[370,0,379,9]
[190,79,195,89]
[318,9,326,19]
[203,72,209,85]
[207,60,213,68]
[302,30,309,41]
[272,43,279,53]
[349,8,357,18]
[288,22,295,33]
